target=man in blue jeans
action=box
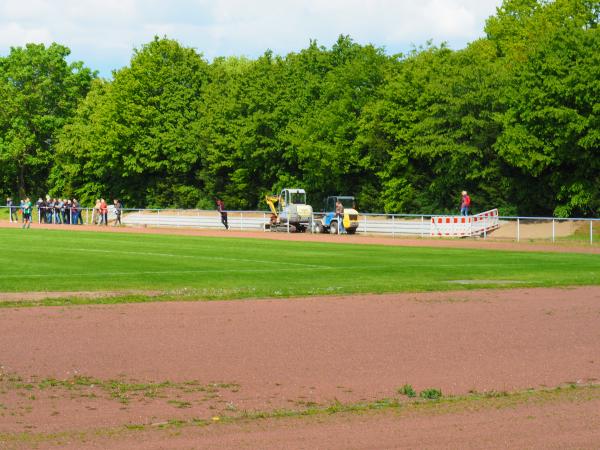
[460,191,471,216]
[335,199,346,234]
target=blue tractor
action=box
[317,196,359,234]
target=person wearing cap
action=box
[460,191,471,216]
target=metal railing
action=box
[2,206,598,245]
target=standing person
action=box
[35,198,42,223]
[60,199,67,224]
[39,198,47,223]
[93,199,101,225]
[53,199,61,224]
[22,197,32,229]
[215,198,229,230]
[460,190,471,216]
[44,196,53,224]
[100,198,108,226]
[73,199,84,224]
[71,199,79,225]
[56,199,64,224]
[335,199,346,234]
[46,198,52,223]
[63,199,71,224]
[113,199,122,226]
[7,197,17,223]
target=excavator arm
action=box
[265,195,280,224]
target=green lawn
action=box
[0,228,598,302]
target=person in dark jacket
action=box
[215,198,229,230]
[113,199,122,226]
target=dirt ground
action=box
[1,286,599,448]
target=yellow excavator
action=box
[265,188,313,232]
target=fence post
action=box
[421,216,424,238]
[392,215,395,239]
[517,218,520,243]
[552,219,555,243]
[263,212,266,232]
[364,215,367,234]
[484,215,487,239]
[591,220,594,245]
[240,211,244,231]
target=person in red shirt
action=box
[100,198,108,225]
[460,191,471,216]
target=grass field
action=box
[0,228,599,302]
[0,229,600,299]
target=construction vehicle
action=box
[315,196,360,234]
[264,188,314,232]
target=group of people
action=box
[35,197,84,225]
[7,197,33,229]
[6,196,123,227]
[91,198,123,226]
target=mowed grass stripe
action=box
[0,228,598,298]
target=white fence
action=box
[2,206,598,244]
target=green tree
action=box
[491,0,600,215]
[54,37,209,207]
[0,43,94,198]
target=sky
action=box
[0,0,504,78]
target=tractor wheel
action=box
[346,228,356,235]
[329,221,338,234]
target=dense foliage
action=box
[1,0,598,216]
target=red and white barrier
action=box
[430,209,499,237]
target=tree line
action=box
[1,0,598,216]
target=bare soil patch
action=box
[51,391,600,450]
[1,286,599,448]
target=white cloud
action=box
[0,0,503,76]
[0,22,53,47]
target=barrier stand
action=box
[483,214,487,239]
